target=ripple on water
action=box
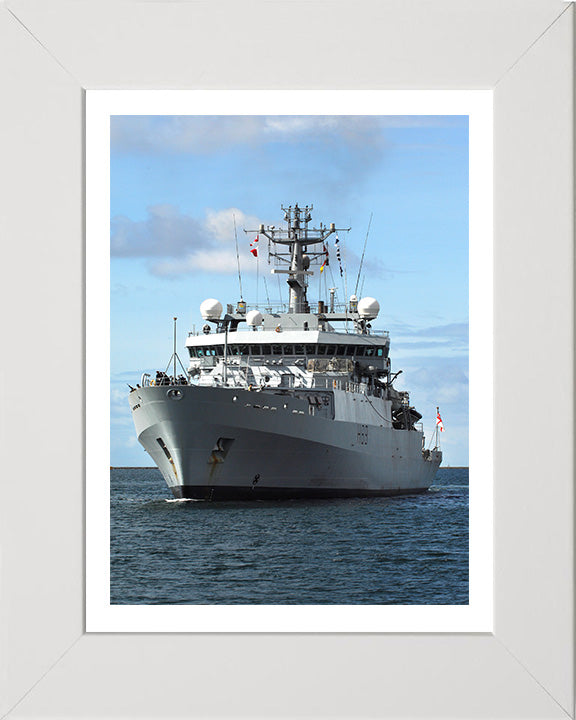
[110,467,469,605]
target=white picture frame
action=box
[87,88,493,634]
[0,1,573,718]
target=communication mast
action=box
[247,204,349,313]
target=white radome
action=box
[358,297,380,320]
[200,298,223,321]
[246,310,263,326]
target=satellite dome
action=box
[358,297,380,320]
[246,310,263,327]
[200,298,223,321]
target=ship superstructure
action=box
[129,204,441,499]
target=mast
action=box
[248,204,348,314]
[173,317,177,380]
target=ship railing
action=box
[140,372,189,388]
[245,302,289,314]
[243,302,351,314]
[311,377,370,395]
[187,320,390,339]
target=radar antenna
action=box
[246,204,349,313]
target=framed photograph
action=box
[1,1,573,718]
[87,89,492,633]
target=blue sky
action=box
[110,115,469,466]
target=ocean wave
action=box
[164,498,203,503]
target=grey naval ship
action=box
[128,204,442,499]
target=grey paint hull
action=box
[129,385,441,499]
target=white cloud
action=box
[204,207,261,242]
[263,116,340,136]
[111,205,265,279]
[111,202,395,282]
[111,115,386,155]
[111,115,466,156]
[111,116,263,155]
[111,204,205,258]
[150,249,257,278]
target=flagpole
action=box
[435,406,441,450]
[223,320,229,385]
[342,235,349,333]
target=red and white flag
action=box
[436,408,444,432]
[250,235,259,257]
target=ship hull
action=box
[129,385,441,500]
[171,485,430,501]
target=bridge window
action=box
[294,344,305,355]
[356,346,365,356]
[272,344,282,355]
[261,344,271,355]
[305,344,316,354]
[318,345,327,355]
[188,347,197,358]
[249,344,261,355]
[345,345,355,356]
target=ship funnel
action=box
[200,298,223,321]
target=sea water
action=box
[110,467,468,605]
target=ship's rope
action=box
[256,247,259,306]
[233,214,243,300]
[263,276,271,307]
[328,265,337,291]
[354,212,373,297]
[365,394,435,448]
[363,393,394,425]
[340,232,349,333]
